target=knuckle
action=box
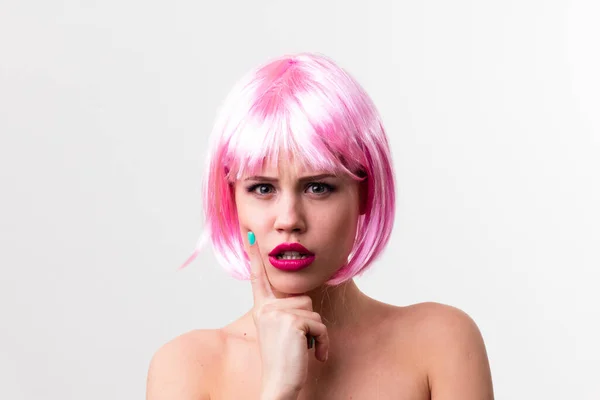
[281,312,299,327]
[267,309,286,322]
[260,302,274,313]
[252,303,273,321]
[300,296,313,309]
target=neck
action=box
[273,279,370,332]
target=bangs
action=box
[221,72,367,181]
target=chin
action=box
[269,267,341,295]
[269,274,326,295]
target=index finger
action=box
[246,231,275,304]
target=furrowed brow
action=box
[243,174,336,182]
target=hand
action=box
[246,232,330,398]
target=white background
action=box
[1,1,599,399]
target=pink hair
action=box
[182,52,395,286]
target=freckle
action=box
[244,332,247,336]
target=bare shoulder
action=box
[393,302,494,399]
[146,329,224,400]
[399,301,483,337]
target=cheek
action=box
[314,200,359,253]
[338,212,359,252]
[235,198,271,234]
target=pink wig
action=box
[183,52,395,286]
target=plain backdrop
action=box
[1,1,599,399]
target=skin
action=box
[146,159,495,399]
[234,158,366,302]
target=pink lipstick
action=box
[268,242,315,271]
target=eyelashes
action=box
[245,182,336,197]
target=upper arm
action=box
[146,330,220,400]
[420,303,494,400]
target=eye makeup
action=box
[245,181,337,196]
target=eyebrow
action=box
[243,174,337,183]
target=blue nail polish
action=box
[248,231,255,246]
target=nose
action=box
[273,192,306,234]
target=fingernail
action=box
[248,231,255,246]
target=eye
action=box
[247,183,275,196]
[306,182,335,195]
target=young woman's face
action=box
[234,160,364,294]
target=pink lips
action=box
[268,242,315,271]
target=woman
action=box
[146,53,494,399]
